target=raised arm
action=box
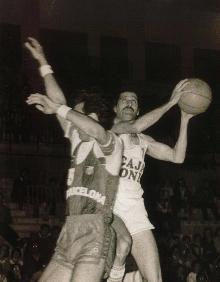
[26,94,109,145]
[145,110,193,163]
[112,79,190,134]
[25,37,66,105]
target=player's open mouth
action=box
[123,107,134,112]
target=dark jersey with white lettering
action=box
[65,126,122,222]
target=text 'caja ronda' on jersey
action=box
[120,155,145,183]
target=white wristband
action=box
[39,65,54,77]
[57,105,72,119]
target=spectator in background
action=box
[156,192,173,234]
[46,177,57,216]
[9,248,23,281]
[203,228,217,264]
[22,239,44,282]
[36,224,53,267]
[191,233,204,261]
[175,264,187,282]
[196,179,219,221]
[196,270,210,282]
[0,264,7,282]
[0,244,11,280]
[12,168,30,210]
[172,178,191,214]
[177,206,189,222]
[186,260,202,282]
[214,227,220,254]
[0,192,19,247]
[160,180,174,200]
[210,256,220,282]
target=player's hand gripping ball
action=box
[178,78,212,114]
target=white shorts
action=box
[113,196,154,236]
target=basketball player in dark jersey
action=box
[26,91,123,282]
[25,39,125,281]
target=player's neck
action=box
[129,133,140,145]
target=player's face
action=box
[115,92,139,121]
[74,102,98,141]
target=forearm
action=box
[25,38,67,105]
[65,109,108,144]
[172,116,190,163]
[134,100,175,133]
[43,73,67,105]
[112,100,175,134]
[37,57,67,105]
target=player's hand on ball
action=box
[24,37,46,62]
[178,79,212,114]
[170,79,190,105]
[26,94,59,114]
[181,109,195,120]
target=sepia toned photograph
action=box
[0,1,219,281]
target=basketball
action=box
[178,78,212,114]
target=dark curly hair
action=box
[73,88,115,130]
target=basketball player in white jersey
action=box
[107,89,195,282]
[25,37,194,282]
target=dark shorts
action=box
[52,214,115,277]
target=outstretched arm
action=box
[26,94,109,145]
[112,79,190,134]
[25,37,70,131]
[145,110,193,163]
[25,37,66,105]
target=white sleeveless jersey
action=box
[116,133,148,199]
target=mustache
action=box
[123,106,134,112]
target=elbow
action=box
[93,127,108,144]
[58,97,67,105]
[175,159,184,164]
[172,152,185,164]
[173,157,185,164]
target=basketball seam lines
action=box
[183,93,212,101]
[179,100,208,109]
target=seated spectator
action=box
[0,244,11,280]
[203,228,217,263]
[210,255,220,282]
[194,179,219,221]
[39,202,50,221]
[186,260,202,282]
[22,240,44,282]
[9,248,23,281]
[174,264,187,282]
[12,169,30,210]
[156,193,173,234]
[0,192,19,247]
[177,206,189,221]
[50,225,61,247]
[196,269,210,282]
[191,233,204,260]
[214,227,220,254]
[36,224,53,266]
[0,264,7,282]
[172,178,191,214]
